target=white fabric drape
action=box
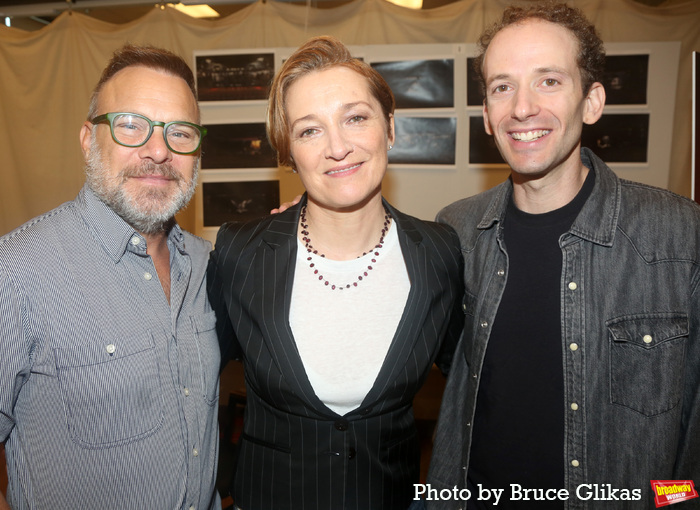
[1,0,699,235]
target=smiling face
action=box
[80,66,200,234]
[482,19,604,184]
[285,66,394,212]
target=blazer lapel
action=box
[359,203,434,408]
[254,198,333,416]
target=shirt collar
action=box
[77,184,187,262]
[477,147,621,247]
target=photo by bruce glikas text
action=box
[414,483,642,505]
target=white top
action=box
[289,221,410,415]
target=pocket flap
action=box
[606,314,688,348]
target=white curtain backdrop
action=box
[1,0,699,234]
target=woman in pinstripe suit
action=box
[207,36,464,510]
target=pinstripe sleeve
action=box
[207,222,242,368]
[0,267,31,442]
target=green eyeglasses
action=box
[91,112,207,155]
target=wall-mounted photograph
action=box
[202,123,277,169]
[582,113,649,163]
[203,180,280,227]
[466,57,485,107]
[468,115,504,165]
[389,117,456,165]
[195,52,274,102]
[602,55,649,105]
[372,59,454,109]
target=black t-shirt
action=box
[467,170,595,509]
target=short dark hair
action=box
[473,2,605,98]
[266,35,395,169]
[87,44,198,119]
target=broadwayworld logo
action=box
[651,480,699,508]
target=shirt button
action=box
[130,236,141,246]
[643,335,653,344]
[144,272,153,281]
[184,387,190,396]
[568,282,578,290]
[570,402,579,411]
[480,321,488,328]
[571,459,580,467]
[192,448,199,457]
[497,269,505,276]
[334,421,348,431]
[105,344,116,354]
[570,343,579,351]
[348,447,356,459]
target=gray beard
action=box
[85,137,199,235]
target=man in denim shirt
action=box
[0,45,220,509]
[427,4,700,509]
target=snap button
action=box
[105,344,116,354]
[568,282,578,290]
[643,335,653,344]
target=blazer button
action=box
[348,447,356,459]
[335,421,348,431]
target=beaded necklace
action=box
[299,204,391,290]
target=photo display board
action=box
[193,42,680,241]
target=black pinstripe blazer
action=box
[207,196,464,510]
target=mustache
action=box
[119,162,181,181]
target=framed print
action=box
[202,180,280,227]
[372,59,454,109]
[468,115,504,165]
[602,55,649,105]
[466,57,485,107]
[195,52,274,102]
[202,122,277,169]
[390,117,456,165]
[582,113,649,163]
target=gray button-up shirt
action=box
[0,185,221,510]
[427,148,700,509]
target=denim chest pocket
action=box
[607,314,688,416]
[53,333,164,449]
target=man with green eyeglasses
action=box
[0,44,221,510]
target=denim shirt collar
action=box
[77,183,186,263]
[476,147,621,247]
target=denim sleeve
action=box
[0,269,32,442]
[674,274,700,480]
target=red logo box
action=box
[651,480,699,507]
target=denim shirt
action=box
[427,149,700,509]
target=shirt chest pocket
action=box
[53,333,164,449]
[191,311,220,406]
[607,314,688,417]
